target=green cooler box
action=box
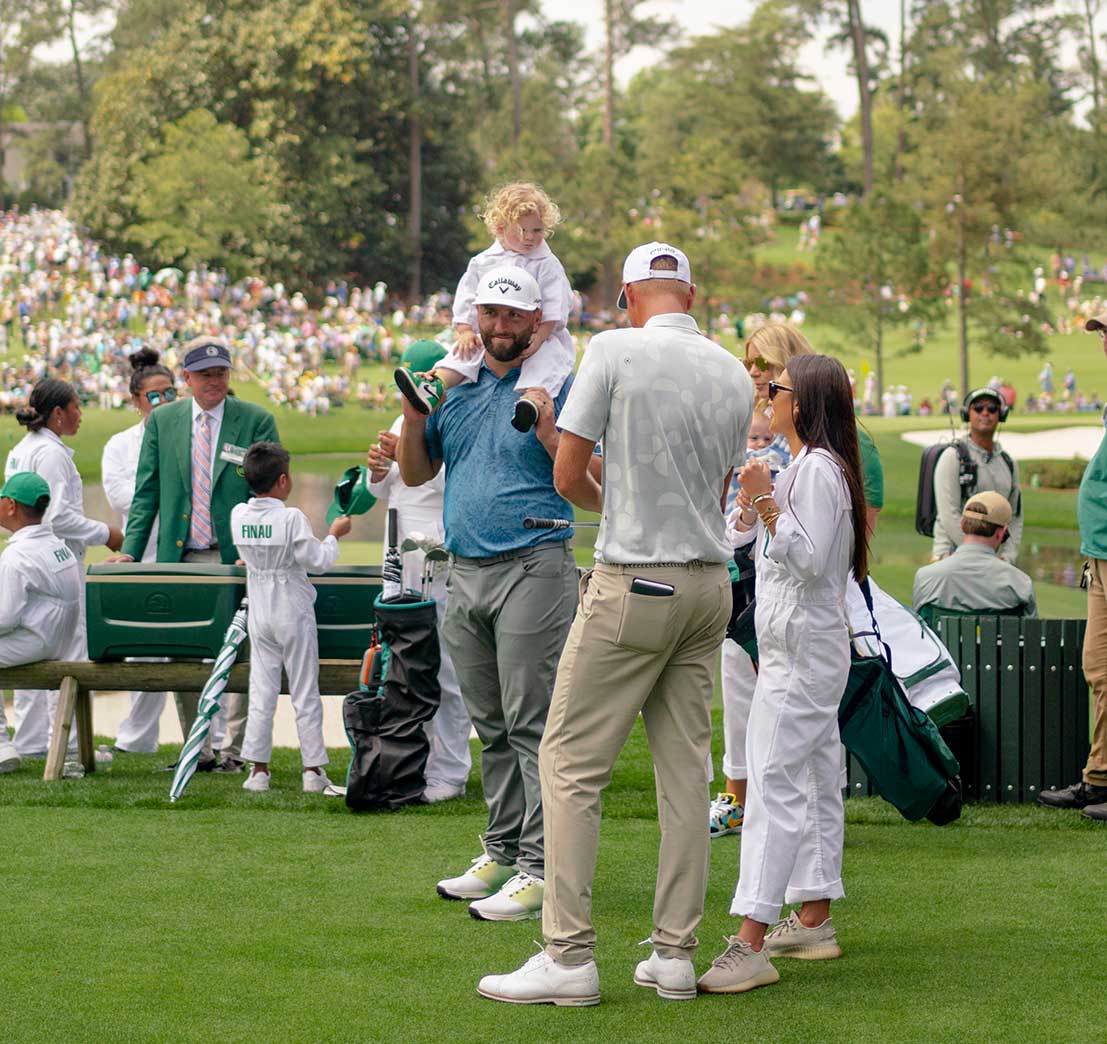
[86,564,383,661]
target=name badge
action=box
[220,443,247,465]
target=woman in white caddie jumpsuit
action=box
[698,355,869,995]
[3,379,123,756]
[100,349,176,753]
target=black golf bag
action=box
[343,595,442,810]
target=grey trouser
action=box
[443,541,578,876]
[175,548,248,759]
[541,561,731,965]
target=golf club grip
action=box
[387,507,398,547]
[524,517,573,530]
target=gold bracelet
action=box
[760,510,781,528]
[751,493,774,506]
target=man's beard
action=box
[480,326,532,362]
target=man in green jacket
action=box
[113,337,279,770]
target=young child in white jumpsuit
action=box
[0,473,83,773]
[394,182,575,433]
[100,349,176,753]
[4,379,123,756]
[699,355,867,996]
[369,341,472,802]
[231,442,351,795]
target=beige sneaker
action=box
[696,937,780,994]
[763,911,842,960]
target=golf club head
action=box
[424,546,448,563]
[400,537,422,553]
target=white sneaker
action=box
[242,770,270,792]
[469,871,544,922]
[0,739,20,774]
[477,950,600,1007]
[302,768,344,795]
[437,850,516,900]
[633,950,697,1000]
[423,780,466,803]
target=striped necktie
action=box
[190,411,214,548]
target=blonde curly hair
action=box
[480,182,562,240]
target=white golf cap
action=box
[617,241,692,308]
[472,266,542,311]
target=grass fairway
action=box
[4,719,1103,1044]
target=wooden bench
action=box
[0,660,361,783]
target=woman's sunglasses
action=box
[767,381,793,400]
[145,387,178,405]
[747,355,771,372]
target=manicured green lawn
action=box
[3,718,1102,1044]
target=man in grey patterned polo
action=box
[477,242,753,1006]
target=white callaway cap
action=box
[472,266,542,311]
[617,241,692,308]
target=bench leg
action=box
[43,677,80,782]
[76,687,95,774]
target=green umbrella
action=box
[169,598,249,803]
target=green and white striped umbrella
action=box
[170,598,250,803]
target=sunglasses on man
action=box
[971,401,999,415]
[145,387,178,405]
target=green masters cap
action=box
[326,465,377,525]
[0,471,51,507]
[401,339,447,375]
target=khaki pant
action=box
[1081,558,1107,787]
[541,561,731,966]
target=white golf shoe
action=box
[469,871,544,921]
[477,950,600,1007]
[437,849,516,900]
[423,780,466,803]
[633,950,697,1001]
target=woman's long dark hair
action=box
[128,347,174,395]
[787,354,869,580]
[14,378,77,433]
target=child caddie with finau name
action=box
[231,442,351,795]
[0,472,83,774]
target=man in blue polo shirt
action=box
[397,265,586,920]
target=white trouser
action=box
[732,597,849,923]
[720,640,757,780]
[240,588,327,768]
[423,578,472,788]
[6,616,82,757]
[114,657,168,753]
[438,330,574,398]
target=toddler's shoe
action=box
[511,397,540,432]
[242,770,270,793]
[395,368,444,415]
